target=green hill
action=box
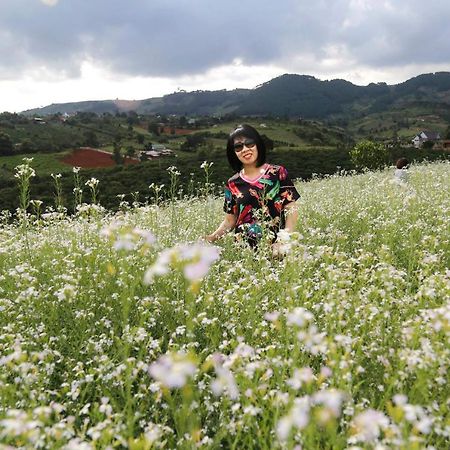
[21,72,450,125]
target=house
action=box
[152,144,167,152]
[411,130,441,148]
[139,150,161,159]
[139,145,174,160]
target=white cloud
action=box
[1,61,286,113]
[40,0,59,6]
[0,0,449,112]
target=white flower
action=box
[277,396,310,441]
[392,394,408,406]
[286,367,315,390]
[200,161,213,169]
[0,410,42,437]
[264,311,280,322]
[144,422,163,445]
[148,352,197,389]
[85,177,99,188]
[101,222,156,252]
[63,438,93,450]
[210,353,239,400]
[166,166,180,175]
[144,242,221,284]
[350,409,389,443]
[297,324,328,355]
[14,164,35,179]
[312,389,346,417]
[286,307,314,327]
[243,405,261,416]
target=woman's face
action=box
[233,136,259,167]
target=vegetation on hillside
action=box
[21,72,450,124]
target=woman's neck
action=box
[241,163,267,179]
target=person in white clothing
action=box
[394,157,409,184]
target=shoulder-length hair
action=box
[396,157,409,169]
[226,124,267,172]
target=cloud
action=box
[40,0,59,6]
[1,0,450,111]
[1,0,449,82]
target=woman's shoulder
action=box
[227,172,241,184]
[266,163,288,177]
[266,163,287,171]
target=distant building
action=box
[152,144,167,151]
[139,150,161,159]
[139,146,174,160]
[412,130,441,148]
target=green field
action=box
[0,151,73,175]
[0,161,448,448]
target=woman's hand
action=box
[284,202,299,233]
[203,214,237,243]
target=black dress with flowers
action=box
[223,164,300,245]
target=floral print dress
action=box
[223,164,300,245]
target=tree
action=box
[127,111,139,126]
[350,140,389,170]
[148,122,160,136]
[20,138,36,154]
[445,124,450,139]
[0,132,13,156]
[126,145,135,159]
[180,134,206,152]
[84,130,99,148]
[112,141,123,164]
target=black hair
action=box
[226,124,267,172]
[396,157,409,169]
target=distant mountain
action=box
[22,72,450,120]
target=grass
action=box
[0,160,448,448]
[0,151,73,175]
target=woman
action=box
[205,124,300,250]
[394,157,409,184]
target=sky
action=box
[1,0,449,113]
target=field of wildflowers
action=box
[0,160,448,449]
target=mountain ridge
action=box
[22,71,450,120]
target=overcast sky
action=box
[1,0,449,113]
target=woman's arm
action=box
[205,213,237,243]
[283,202,299,233]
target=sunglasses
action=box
[233,139,256,153]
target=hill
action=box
[22,72,450,123]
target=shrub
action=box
[350,140,389,170]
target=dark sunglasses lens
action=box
[234,139,255,152]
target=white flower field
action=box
[0,161,448,449]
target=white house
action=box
[412,131,441,148]
[152,144,167,151]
